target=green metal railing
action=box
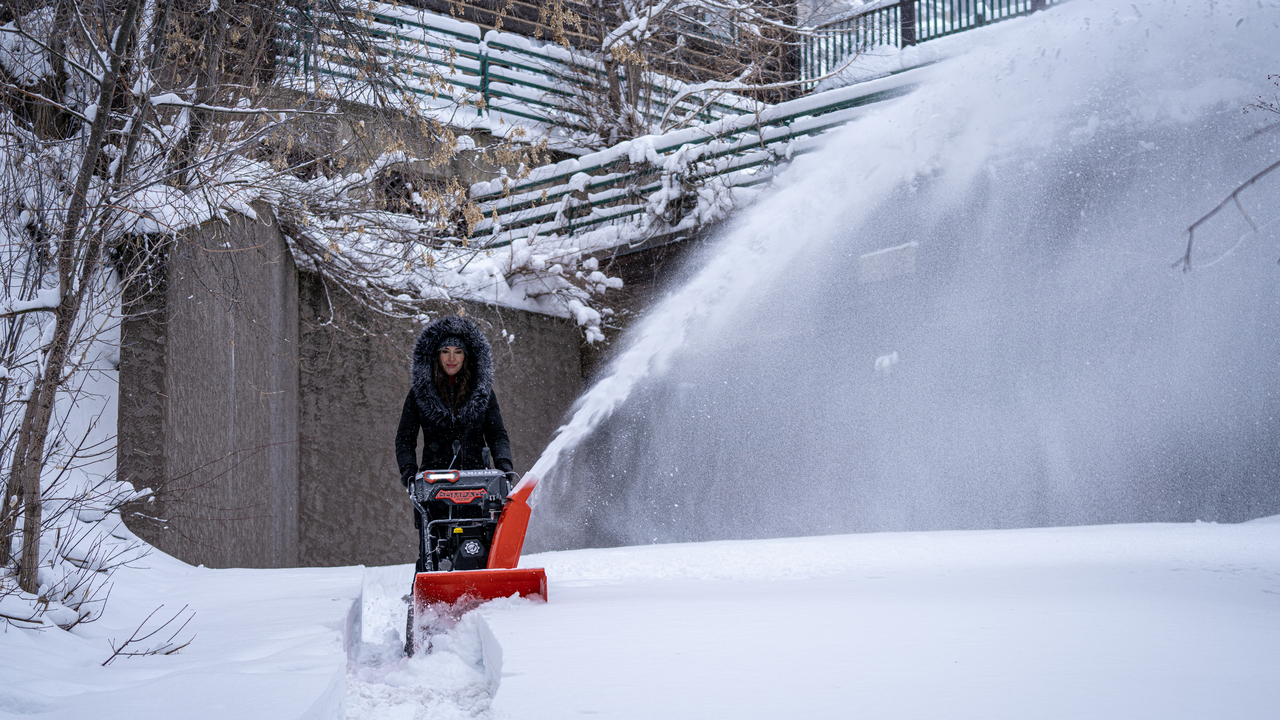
[277,2,761,134]
[801,0,1059,86]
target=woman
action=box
[395,315,514,572]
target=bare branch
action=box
[1175,157,1280,271]
[102,604,195,665]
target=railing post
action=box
[479,37,490,118]
[1031,0,1047,11]
[898,0,917,47]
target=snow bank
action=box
[9,518,1278,719]
[0,274,362,720]
[0,556,363,719]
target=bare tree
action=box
[101,604,194,665]
[0,0,156,596]
[1245,74,1279,125]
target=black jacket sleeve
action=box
[394,392,421,485]
[483,390,514,473]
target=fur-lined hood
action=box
[410,316,494,427]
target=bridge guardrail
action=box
[466,0,1062,247]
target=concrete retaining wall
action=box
[119,210,300,568]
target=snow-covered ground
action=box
[486,520,1280,719]
[0,545,362,719]
[4,518,1277,718]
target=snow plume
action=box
[526,0,1280,550]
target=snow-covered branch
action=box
[0,288,59,319]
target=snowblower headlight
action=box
[424,471,460,484]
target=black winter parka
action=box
[395,316,514,483]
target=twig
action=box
[102,604,195,666]
[1174,157,1280,272]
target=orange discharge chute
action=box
[413,473,547,608]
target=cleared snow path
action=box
[480,520,1280,719]
[344,565,504,720]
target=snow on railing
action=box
[276,2,762,146]
[468,66,931,250]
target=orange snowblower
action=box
[408,469,546,614]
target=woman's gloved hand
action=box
[495,460,517,487]
[400,467,416,488]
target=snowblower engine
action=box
[409,469,511,572]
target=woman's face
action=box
[439,346,465,376]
